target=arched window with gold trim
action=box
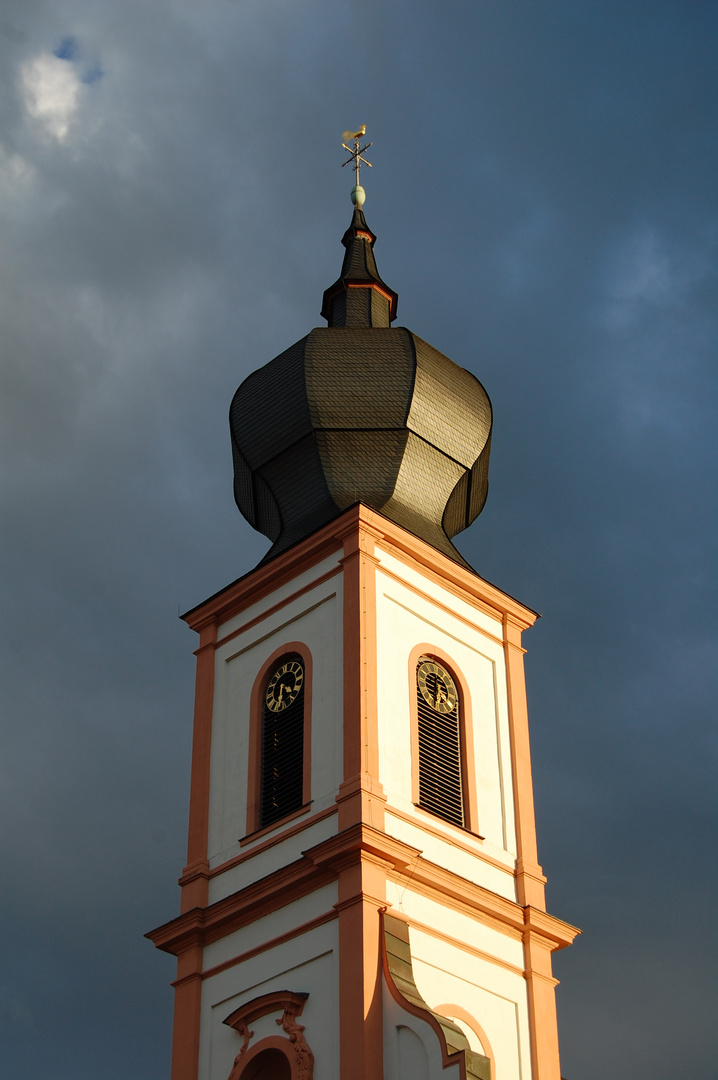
[259,654,305,828]
[415,655,465,827]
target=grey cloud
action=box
[1,1,715,1077]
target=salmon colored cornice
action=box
[148,822,578,962]
[147,852,336,957]
[182,504,538,636]
[322,279,397,305]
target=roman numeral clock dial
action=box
[417,660,458,714]
[265,660,304,712]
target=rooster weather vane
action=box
[341,125,372,207]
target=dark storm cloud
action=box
[1,2,715,1077]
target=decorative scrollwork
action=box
[236,1020,254,1056]
[224,991,313,1080]
[276,1002,315,1080]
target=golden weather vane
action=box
[341,125,372,207]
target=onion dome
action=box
[230,210,492,568]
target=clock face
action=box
[417,660,458,715]
[265,658,304,713]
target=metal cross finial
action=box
[341,126,372,206]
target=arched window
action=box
[415,655,465,827]
[241,1048,292,1080]
[259,654,306,828]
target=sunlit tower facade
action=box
[149,138,578,1080]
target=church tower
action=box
[148,140,578,1080]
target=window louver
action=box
[417,660,464,828]
[260,666,304,828]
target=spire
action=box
[321,125,398,327]
[320,207,398,327]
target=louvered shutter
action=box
[417,659,465,827]
[259,660,305,828]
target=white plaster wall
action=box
[383,985,462,1080]
[385,811,516,902]
[409,936,532,1080]
[202,883,338,973]
[201,917,339,1080]
[384,885,524,972]
[375,550,503,639]
[374,553,517,863]
[382,887,532,1080]
[208,813,338,905]
[216,553,342,642]
[207,568,343,880]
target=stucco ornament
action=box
[276,1001,314,1080]
[223,991,314,1080]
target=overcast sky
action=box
[0,2,716,1078]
